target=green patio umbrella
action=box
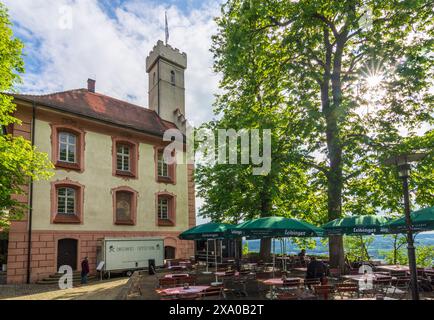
[388,206,434,233]
[229,216,324,280]
[179,222,236,279]
[230,216,325,238]
[322,215,392,235]
[179,222,236,240]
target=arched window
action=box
[153,72,156,85]
[170,70,175,85]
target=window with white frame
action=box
[158,197,169,220]
[116,144,130,172]
[58,132,77,163]
[157,151,169,177]
[57,187,76,215]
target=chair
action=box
[281,279,302,291]
[276,292,298,300]
[328,268,341,280]
[159,278,176,288]
[417,268,426,278]
[335,282,359,299]
[391,277,411,299]
[313,285,335,300]
[202,285,225,300]
[373,277,393,296]
[176,276,196,287]
[160,295,179,300]
[390,270,407,278]
[304,278,321,290]
[256,271,271,280]
[177,293,202,300]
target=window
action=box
[153,72,156,85]
[158,152,169,178]
[155,147,176,184]
[158,198,169,220]
[51,180,84,224]
[58,132,77,163]
[112,187,137,225]
[170,70,175,85]
[57,187,76,215]
[51,124,85,172]
[117,144,130,172]
[112,137,138,178]
[156,192,176,226]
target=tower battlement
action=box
[146,40,187,72]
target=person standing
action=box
[81,257,90,285]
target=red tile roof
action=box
[12,89,177,137]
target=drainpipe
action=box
[26,102,36,284]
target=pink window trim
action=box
[50,179,85,224]
[50,124,86,172]
[112,186,138,226]
[155,191,176,227]
[111,137,139,179]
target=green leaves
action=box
[0,4,54,229]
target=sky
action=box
[3,0,223,127]
[3,0,225,225]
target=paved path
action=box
[0,278,129,300]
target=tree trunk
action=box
[323,31,347,272]
[259,175,272,261]
[259,238,272,262]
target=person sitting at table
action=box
[297,249,306,267]
[306,256,327,283]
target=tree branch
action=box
[313,13,339,38]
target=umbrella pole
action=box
[202,239,212,274]
[272,238,275,278]
[215,239,219,283]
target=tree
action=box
[198,0,433,267]
[0,3,53,230]
[343,235,374,262]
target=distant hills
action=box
[245,233,434,260]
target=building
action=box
[5,40,195,284]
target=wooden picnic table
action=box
[168,265,188,270]
[164,273,190,279]
[341,273,394,282]
[375,265,409,272]
[259,277,304,300]
[157,285,211,296]
[260,277,304,286]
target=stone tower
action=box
[146,40,187,132]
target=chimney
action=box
[87,78,96,93]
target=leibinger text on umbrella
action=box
[353,227,376,233]
[284,230,307,236]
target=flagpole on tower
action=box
[165,11,169,45]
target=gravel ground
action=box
[0,278,129,300]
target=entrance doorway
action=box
[57,238,78,271]
[164,246,176,260]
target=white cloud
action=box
[4,0,221,125]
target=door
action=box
[57,239,78,271]
[164,246,176,260]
